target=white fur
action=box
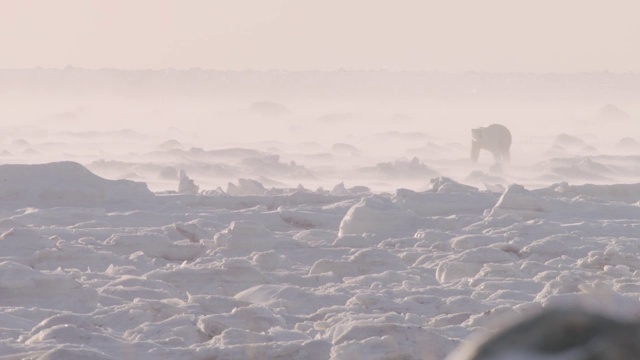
[471,124,512,163]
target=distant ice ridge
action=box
[0,162,155,210]
[338,177,499,239]
[178,169,200,195]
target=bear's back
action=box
[483,124,511,147]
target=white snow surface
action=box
[2,130,640,359]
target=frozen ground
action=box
[2,128,640,359]
[1,71,640,359]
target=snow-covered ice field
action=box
[1,71,640,359]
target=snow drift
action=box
[0,162,155,210]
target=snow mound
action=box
[536,182,640,203]
[428,177,479,194]
[172,221,212,242]
[0,261,98,312]
[0,227,57,266]
[360,157,438,179]
[197,304,285,336]
[330,182,371,196]
[146,258,268,296]
[332,142,359,155]
[331,322,455,360]
[436,246,515,283]
[36,347,115,360]
[553,134,587,149]
[309,248,406,279]
[227,178,267,196]
[596,103,631,122]
[487,184,547,220]
[464,171,507,189]
[545,157,614,181]
[213,221,297,252]
[0,162,155,210]
[616,137,640,150]
[394,179,498,217]
[157,139,183,150]
[241,154,316,179]
[338,196,419,238]
[105,233,203,261]
[235,284,345,315]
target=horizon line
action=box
[0,67,638,75]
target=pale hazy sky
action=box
[2,0,639,72]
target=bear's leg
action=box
[492,151,502,163]
[471,142,480,163]
[503,150,510,163]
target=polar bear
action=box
[471,124,511,163]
